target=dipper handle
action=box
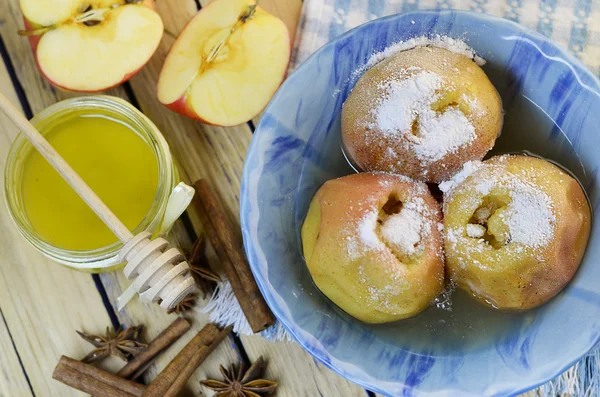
[0,93,196,310]
[0,92,133,243]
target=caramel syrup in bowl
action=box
[369,93,591,353]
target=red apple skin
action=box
[23,19,40,52]
[20,0,159,93]
[162,56,290,127]
[163,61,292,127]
[159,17,292,127]
[163,95,209,123]
[157,8,211,123]
[143,0,156,10]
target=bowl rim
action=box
[241,9,600,396]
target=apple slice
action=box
[157,0,290,126]
[19,0,163,92]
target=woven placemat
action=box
[290,0,600,77]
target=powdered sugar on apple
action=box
[343,35,485,97]
[474,176,555,248]
[372,71,476,163]
[380,207,423,256]
[357,211,381,249]
[466,224,486,238]
[439,160,482,194]
[351,194,441,309]
[346,36,487,165]
[444,161,556,254]
[349,195,440,260]
[365,35,486,69]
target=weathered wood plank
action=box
[0,56,32,391]
[0,59,31,397]
[243,340,370,397]
[0,87,34,397]
[0,310,33,397]
[0,43,122,396]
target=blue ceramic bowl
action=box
[241,10,600,397]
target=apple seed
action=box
[202,3,259,67]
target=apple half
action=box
[19,0,163,92]
[157,0,290,126]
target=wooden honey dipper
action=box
[0,93,196,311]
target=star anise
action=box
[190,261,222,284]
[189,237,222,283]
[201,356,277,397]
[167,293,197,314]
[77,325,147,363]
[185,236,221,298]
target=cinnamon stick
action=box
[192,179,275,332]
[53,356,146,397]
[118,317,191,380]
[142,323,232,397]
[54,365,136,397]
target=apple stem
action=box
[203,2,259,65]
[239,2,258,23]
[164,28,178,40]
[18,26,55,36]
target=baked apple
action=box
[342,46,502,183]
[443,155,591,310]
[302,172,444,323]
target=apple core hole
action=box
[382,194,403,215]
[468,196,510,249]
[431,90,470,115]
[410,117,420,136]
[435,100,460,114]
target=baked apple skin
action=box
[342,46,503,183]
[443,155,591,310]
[301,173,444,323]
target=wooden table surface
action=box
[0,1,540,396]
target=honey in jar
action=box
[21,113,159,251]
